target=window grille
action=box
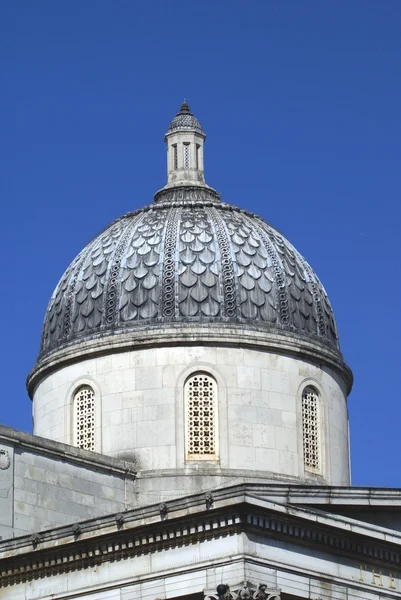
[173,144,178,170]
[73,385,95,451]
[195,144,200,169]
[185,374,218,460]
[302,386,320,472]
[184,143,190,169]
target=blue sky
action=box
[2,1,400,486]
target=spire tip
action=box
[179,100,191,115]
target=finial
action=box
[179,100,191,115]
[158,100,219,199]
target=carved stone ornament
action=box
[30,533,41,547]
[204,582,281,600]
[115,513,125,527]
[0,449,10,470]
[39,196,340,360]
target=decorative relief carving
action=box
[161,207,180,317]
[0,449,10,470]
[207,207,237,318]
[30,533,41,546]
[41,254,78,352]
[255,220,291,327]
[204,583,280,600]
[301,261,326,338]
[205,492,214,508]
[227,211,276,322]
[40,195,341,357]
[275,232,326,338]
[115,513,125,527]
[105,216,143,326]
[178,207,220,317]
[154,185,220,204]
[66,221,122,340]
[61,249,91,339]
[271,229,312,332]
[119,209,164,321]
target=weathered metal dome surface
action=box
[167,102,204,134]
[40,186,339,358]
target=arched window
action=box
[302,386,321,473]
[185,373,218,461]
[73,385,96,451]
[183,143,190,169]
[172,144,178,170]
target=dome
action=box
[39,184,340,361]
[167,101,204,135]
[28,102,351,398]
[28,104,352,490]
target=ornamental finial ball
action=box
[179,100,191,114]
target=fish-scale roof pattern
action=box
[167,102,204,134]
[39,188,340,359]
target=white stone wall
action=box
[165,129,205,186]
[0,426,138,538]
[12,448,135,535]
[33,345,350,485]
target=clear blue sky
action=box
[2,1,400,487]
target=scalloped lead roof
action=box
[167,102,204,134]
[40,187,339,358]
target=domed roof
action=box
[39,185,339,360]
[29,102,351,394]
[167,102,204,135]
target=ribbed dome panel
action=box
[40,192,339,358]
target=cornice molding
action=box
[27,325,352,397]
[0,424,137,479]
[1,485,399,588]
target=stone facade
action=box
[32,344,350,487]
[0,426,136,540]
[1,484,400,599]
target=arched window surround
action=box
[298,379,326,478]
[66,377,102,453]
[184,372,218,461]
[175,364,228,469]
[73,385,96,451]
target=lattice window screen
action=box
[183,143,190,169]
[185,374,218,460]
[73,386,96,451]
[173,144,178,170]
[302,386,320,472]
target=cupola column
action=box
[164,102,207,188]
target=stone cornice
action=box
[137,472,401,500]
[27,325,352,397]
[0,484,399,588]
[280,485,401,506]
[211,481,401,505]
[0,424,137,479]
